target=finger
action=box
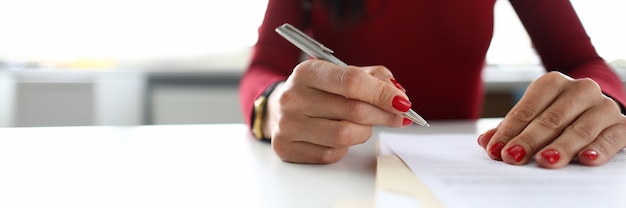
[487,72,571,163]
[360,65,408,92]
[293,60,410,114]
[361,65,394,81]
[478,127,497,150]
[479,122,504,151]
[534,97,623,168]
[481,128,508,161]
[270,118,370,164]
[272,115,372,148]
[287,118,372,148]
[299,89,406,127]
[272,140,349,164]
[577,118,626,166]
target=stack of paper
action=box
[376,133,626,208]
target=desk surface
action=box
[0,119,501,208]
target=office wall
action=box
[0,72,14,127]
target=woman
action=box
[239,0,626,168]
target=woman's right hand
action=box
[261,60,415,164]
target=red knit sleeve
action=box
[239,0,308,126]
[510,0,626,109]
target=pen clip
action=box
[279,23,334,54]
[276,23,347,66]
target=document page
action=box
[380,133,626,208]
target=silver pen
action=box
[275,23,430,127]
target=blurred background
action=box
[0,0,624,127]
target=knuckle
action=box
[494,126,519,140]
[371,80,398,107]
[277,89,295,105]
[568,122,595,142]
[594,123,626,155]
[277,93,296,113]
[598,129,620,149]
[600,96,622,112]
[344,99,369,121]
[376,86,393,106]
[509,104,537,123]
[541,71,565,84]
[513,134,538,151]
[292,61,314,78]
[316,148,344,164]
[330,122,354,147]
[366,65,391,76]
[275,116,293,133]
[536,111,564,129]
[359,128,373,144]
[545,71,563,77]
[271,138,289,159]
[535,71,570,89]
[569,78,601,98]
[339,68,364,97]
[575,78,600,92]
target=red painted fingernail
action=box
[390,78,406,92]
[581,150,599,161]
[540,149,561,165]
[392,96,411,112]
[505,145,526,163]
[488,142,505,160]
[402,118,413,127]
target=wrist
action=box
[251,81,282,140]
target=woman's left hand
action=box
[478,71,626,169]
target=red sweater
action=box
[239,0,626,126]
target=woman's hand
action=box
[262,60,413,164]
[478,71,626,168]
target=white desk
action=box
[0,119,501,208]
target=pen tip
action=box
[425,123,430,127]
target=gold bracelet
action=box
[252,94,268,140]
[251,82,281,140]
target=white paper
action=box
[380,133,626,208]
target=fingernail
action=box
[477,134,484,145]
[581,150,599,161]
[402,118,413,127]
[392,96,411,112]
[488,142,505,160]
[390,78,406,92]
[540,149,560,165]
[505,145,526,163]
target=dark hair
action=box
[321,0,368,26]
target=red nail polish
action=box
[390,78,406,92]
[581,150,599,161]
[488,142,505,160]
[392,96,411,112]
[505,145,526,163]
[402,118,413,126]
[540,149,560,164]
